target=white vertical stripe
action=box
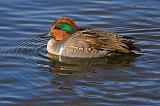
[59,46,64,56]
[58,46,64,62]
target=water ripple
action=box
[0,0,160,105]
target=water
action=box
[0,0,160,105]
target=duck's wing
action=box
[70,29,135,53]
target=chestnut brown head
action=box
[50,17,78,41]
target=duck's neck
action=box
[47,38,68,55]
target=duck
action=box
[47,17,136,58]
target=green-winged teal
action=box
[47,17,136,58]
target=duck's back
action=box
[59,29,136,58]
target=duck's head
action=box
[49,17,78,41]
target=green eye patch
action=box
[55,22,75,34]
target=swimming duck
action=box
[47,17,136,58]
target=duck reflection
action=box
[43,53,139,92]
[46,53,139,73]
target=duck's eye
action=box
[55,22,75,34]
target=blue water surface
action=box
[0,0,160,105]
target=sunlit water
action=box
[0,0,160,105]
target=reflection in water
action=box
[38,53,138,97]
[46,53,139,74]
[44,53,139,96]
